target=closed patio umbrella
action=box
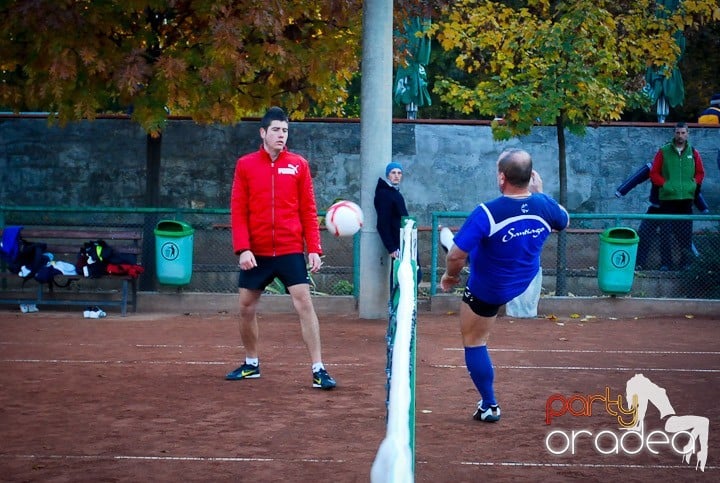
[394,17,432,119]
[644,0,685,122]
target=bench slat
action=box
[42,245,142,254]
[18,229,142,240]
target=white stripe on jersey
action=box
[480,203,552,236]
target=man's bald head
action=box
[497,149,533,188]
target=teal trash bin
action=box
[597,227,639,294]
[154,220,195,285]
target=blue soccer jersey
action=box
[453,193,568,305]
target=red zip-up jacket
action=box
[231,146,322,257]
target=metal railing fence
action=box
[2,207,719,300]
[0,206,359,297]
[430,211,720,300]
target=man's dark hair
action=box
[498,149,532,187]
[675,121,688,129]
[260,106,289,130]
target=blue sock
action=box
[464,345,496,409]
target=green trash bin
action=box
[597,227,639,294]
[154,220,195,285]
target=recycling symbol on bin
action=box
[160,241,180,261]
[610,249,631,269]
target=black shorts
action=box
[462,287,502,317]
[238,253,309,290]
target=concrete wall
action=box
[1,117,718,222]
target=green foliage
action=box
[263,278,288,296]
[674,20,720,121]
[432,0,719,137]
[264,271,327,296]
[331,280,354,295]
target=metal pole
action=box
[359,0,394,319]
[406,102,417,120]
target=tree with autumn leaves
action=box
[0,1,365,133]
[3,0,718,131]
[433,0,718,204]
[3,0,717,135]
[432,0,718,294]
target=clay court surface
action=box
[0,307,718,482]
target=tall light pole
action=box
[358,0,393,319]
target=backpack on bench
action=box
[1,226,69,288]
[77,239,138,278]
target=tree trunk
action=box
[146,133,162,206]
[555,118,568,296]
[140,133,162,291]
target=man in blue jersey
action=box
[440,149,569,422]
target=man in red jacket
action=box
[226,106,336,389]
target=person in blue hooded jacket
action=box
[374,162,408,260]
[374,161,422,289]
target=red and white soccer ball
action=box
[325,200,364,237]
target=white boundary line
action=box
[454,461,717,470]
[437,346,720,372]
[2,359,715,372]
[1,454,714,472]
[445,348,720,355]
[430,364,720,373]
[0,453,345,463]
[0,342,293,349]
[4,344,716,358]
[0,359,367,367]
[3,342,716,355]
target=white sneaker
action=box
[473,400,501,422]
[20,304,39,314]
[85,306,107,319]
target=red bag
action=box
[106,263,145,279]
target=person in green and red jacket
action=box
[649,122,705,271]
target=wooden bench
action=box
[0,228,143,316]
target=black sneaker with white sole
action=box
[225,363,260,380]
[312,368,337,389]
